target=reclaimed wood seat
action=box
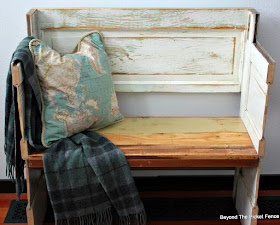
[12,8,275,225]
[28,117,258,168]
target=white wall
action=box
[0,0,279,179]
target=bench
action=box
[12,7,275,225]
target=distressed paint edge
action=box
[32,7,254,10]
[35,8,249,30]
[41,26,247,31]
[26,9,37,36]
[233,163,261,225]
[255,42,276,84]
[114,83,241,93]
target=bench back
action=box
[27,8,253,93]
[12,7,274,155]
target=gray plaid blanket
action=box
[44,131,146,224]
[5,36,44,198]
[6,37,146,225]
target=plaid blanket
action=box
[44,131,146,224]
[5,36,44,198]
[6,37,146,224]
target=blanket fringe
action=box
[119,210,147,225]
[56,207,112,225]
[6,163,15,180]
[56,208,147,225]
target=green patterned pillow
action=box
[29,31,123,147]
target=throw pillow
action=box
[29,31,123,147]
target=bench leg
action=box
[233,161,261,225]
[25,164,48,225]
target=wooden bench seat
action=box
[28,117,258,168]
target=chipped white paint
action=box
[51,35,235,75]
[246,64,268,139]
[30,8,246,93]
[240,12,256,117]
[241,41,275,153]
[242,112,263,154]
[35,8,249,30]
[250,43,275,84]
[106,37,234,75]
[112,82,241,92]
[47,31,242,92]
[241,166,261,207]
[234,164,261,225]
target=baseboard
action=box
[135,175,280,191]
[1,175,280,193]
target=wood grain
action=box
[26,9,37,37]
[139,190,233,198]
[141,190,280,198]
[25,167,43,209]
[26,173,48,225]
[28,117,258,168]
[97,117,248,134]
[11,63,28,159]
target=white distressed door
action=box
[236,41,275,225]
[241,41,275,156]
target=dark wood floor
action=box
[2,191,280,225]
